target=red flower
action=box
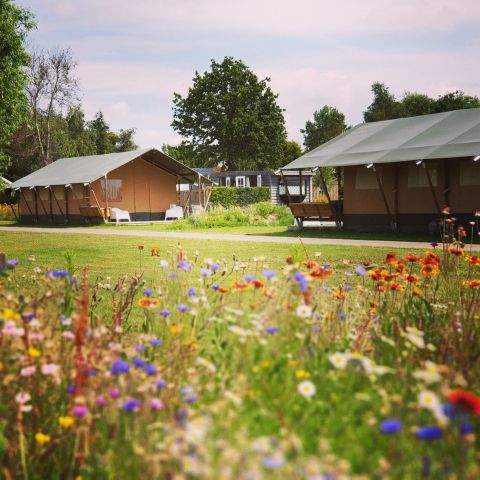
[447,389,480,415]
[252,280,264,289]
[385,252,397,265]
[404,255,420,263]
[466,256,480,266]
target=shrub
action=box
[208,187,271,208]
[0,204,18,221]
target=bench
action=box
[288,201,342,227]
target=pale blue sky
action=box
[19,0,480,148]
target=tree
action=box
[434,91,480,113]
[0,0,35,174]
[172,57,287,171]
[301,106,346,152]
[281,140,303,164]
[363,82,404,122]
[25,47,79,165]
[401,92,435,117]
[162,142,198,166]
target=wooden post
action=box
[373,166,394,221]
[50,186,67,221]
[318,168,337,222]
[65,186,69,223]
[299,169,303,198]
[8,204,18,222]
[90,186,105,220]
[148,182,152,221]
[183,184,192,215]
[49,187,53,222]
[336,167,342,199]
[393,163,399,229]
[104,175,109,219]
[279,171,293,204]
[443,159,450,208]
[198,173,202,208]
[423,162,441,215]
[33,189,39,221]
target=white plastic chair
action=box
[110,207,131,223]
[165,205,184,220]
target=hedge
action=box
[207,187,271,208]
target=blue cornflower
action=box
[210,263,220,271]
[178,304,189,313]
[22,313,35,321]
[135,345,147,352]
[262,269,277,280]
[143,288,153,297]
[167,272,177,278]
[293,272,307,292]
[201,268,211,276]
[111,359,129,375]
[132,357,146,368]
[379,418,403,434]
[262,455,284,469]
[460,423,473,435]
[265,326,279,334]
[187,287,197,297]
[416,425,443,440]
[312,325,321,332]
[47,270,69,278]
[339,313,347,319]
[184,394,197,404]
[156,379,167,389]
[122,399,142,413]
[150,339,162,347]
[211,284,220,291]
[7,259,19,269]
[69,277,78,284]
[143,364,157,376]
[66,385,76,394]
[355,265,367,276]
[243,274,255,282]
[160,309,171,317]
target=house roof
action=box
[11,148,212,188]
[282,108,480,170]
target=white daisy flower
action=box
[297,380,316,398]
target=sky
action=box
[19,0,480,149]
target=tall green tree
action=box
[401,92,435,117]
[172,57,287,171]
[301,106,346,152]
[434,90,480,113]
[363,82,404,122]
[0,0,35,174]
[281,140,303,164]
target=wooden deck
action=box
[288,201,342,227]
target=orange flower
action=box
[463,279,480,288]
[138,245,145,251]
[231,281,249,290]
[310,266,332,279]
[151,247,160,256]
[412,287,424,297]
[389,282,404,291]
[448,246,464,257]
[302,260,318,269]
[333,290,346,299]
[447,389,480,415]
[422,252,441,265]
[404,255,420,263]
[218,287,229,293]
[404,273,419,283]
[421,264,440,277]
[385,252,397,265]
[138,297,160,308]
[252,280,264,289]
[375,284,386,293]
[466,256,480,266]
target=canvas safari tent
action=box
[11,148,212,223]
[281,108,480,232]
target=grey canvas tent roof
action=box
[11,148,212,188]
[282,108,480,170]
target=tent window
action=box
[355,167,379,190]
[72,185,84,199]
[100,179,122,202]
[408,164,437,188]
[459,160,480,186]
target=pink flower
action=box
[150,398,164,411]
[20,366,36,377]
[28,333,45,342]
[62,331,75,340]
[96,396,107,407]
[109,388,121,399]
[72,405,89,417]
[41,363,60,375]
[2,320,25,336]
[15,392,31,404]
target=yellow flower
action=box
[170,325,182,335]
[35,432,50,445]
[2,308,20,321]
[28,347,41,358]
[59,416,75,428]
[287,359,298,369]
[295,369,311,379]
[260,360,271,369]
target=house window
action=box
[355,167,379,190]
[100,179,122,202]
[459,160,480,186]
[257,175,262,187]
[236,176,246,187]
[408,163,437,188]
[225,177,231,187]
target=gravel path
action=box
[2,226,479,251]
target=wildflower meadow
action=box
[0,225,479,478]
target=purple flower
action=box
[96,396,107,407]
[312,325,321,332]
[143,288,153,297]
[184,394,197,404]
[175,408,188,425]
[187,287,197,297]
[22,313,35,321]
[111,359,129,375]
[69,277,78,284]
[339,313,347,319]
[135,345,147,352]
[262,269,277,280]
[293,272,307,293]
[416,425,443,440]
[430,242,439,249]
[109,388,121,399]
[132,357,146,369]
[160,309,171,317]
[7,259,19,268]
[201,268,211,276]
[460,423,473,435]
[150,398,164,411]
[211,263,220,271]
[66,385,76,394]
[262,455,284,469]
[156,379,167,389]
[265,326,279,334]
[143,364,157,376]
[178,304,189,313]
[379,418,402,434]
[211,284,220,291]
[72,405,89,418]
[47,270,69,278]
[243,274,255,282]
[150,338,162,347]
[355,265,367,276]
[167,272,177,278]
[122,399,142,413]
[87,368,96,376]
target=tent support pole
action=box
[35,188,49,218]
[9,203,18,222]
[299,169,303,197]
[49,188,53,222]
[104,174,109,221]
[50,187,67,222]
[373,167,395,229]
[90,186,105,221]
[318,168,337,223]
[423,163,441,215]
[443,159,450,208]
[393,163,399,229]
[184,184,192,216]
[279,171,292,204]
[65,186,69,223]
[21,190,36,221]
